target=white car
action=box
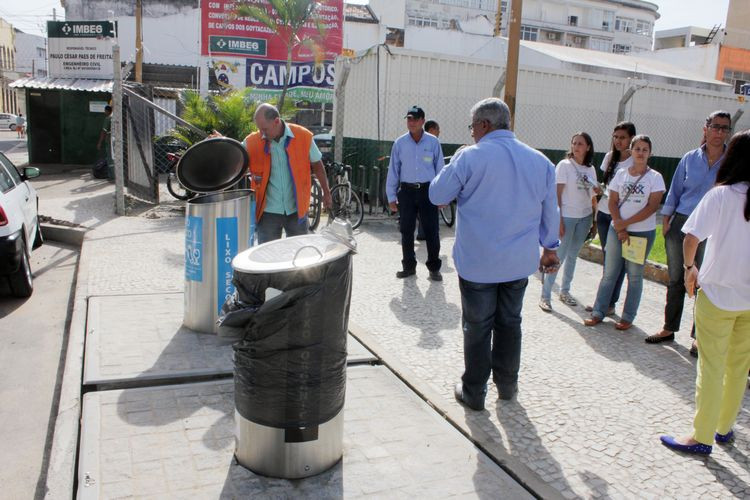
[0,153,42,297]
[0,113,19,131]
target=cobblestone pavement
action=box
[349,219,750,499]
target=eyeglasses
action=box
[468,119,487,131]
[708,124,731,132]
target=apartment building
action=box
[396,0,658,54]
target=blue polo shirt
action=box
[662,144,725,217]
[385,131,444,203]
[264,123,323,215]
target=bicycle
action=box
[309,175,323,231]
[326,161,364,229]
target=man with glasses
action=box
[386,106,445,280]
[646,110,732,350]
[430,98,560,410]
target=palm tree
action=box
[234,0,326,110]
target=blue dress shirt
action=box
[662,145,725,217]
[385,131,444,203]
[429,129,560,283]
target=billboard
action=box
[48,21,117,79]
[201,0,343,102]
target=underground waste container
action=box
[221,230,355,479]
[180,137,255,334]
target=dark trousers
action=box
[257,212,309,244]
[458,277,528,407]
[596,211,626,307]
[397,184,441,272]
[664,213,705,335]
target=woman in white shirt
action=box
[584,135,665,330]
[660,130,750,456]
[587,122,636,316]
[540,132,600,311]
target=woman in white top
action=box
[539,132,600,312]
[660,130,750,456]
[587,122,636,316]
[585,135,665,330]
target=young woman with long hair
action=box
[584,135,665,330]
[539,132,600,312]
[660,130,750,456]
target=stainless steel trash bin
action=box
[179,137,255,334]
[229,234,354,478]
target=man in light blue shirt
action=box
[430,98,560,411]
[648,110,731,348]
[386,106,445,280]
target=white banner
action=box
[47,21,116,79]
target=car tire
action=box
[32,223,44,249]
[10,123,16,131]
[9,238,33,298]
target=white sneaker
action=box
[559,292,577,306]
[539,298,552,312]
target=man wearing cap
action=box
[386,106,445,281]
[245,103,332,244]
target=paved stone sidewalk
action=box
[350,220,750,499]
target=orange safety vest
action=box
[245,123,313,222]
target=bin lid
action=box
[176,137,249,193]
[232,234,351,274]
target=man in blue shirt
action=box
[430,98,560,411]
[646,110,731,349]
[386,106,445,280]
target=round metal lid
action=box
[176,137,249,193]
[232,234,351,274]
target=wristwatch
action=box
[683,263,695,270]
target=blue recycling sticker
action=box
[185,215,203,282]
[216,217,238,315]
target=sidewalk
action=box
[27,149,750,498]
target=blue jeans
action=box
[257,212,309,244]
[596,211,626,308]
[542,214,592,300]
[592,227,656,323]
[458,276,528,408]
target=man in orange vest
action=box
[246,103,332,244]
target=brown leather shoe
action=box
[615,321,633,331]
[584,316,602,327]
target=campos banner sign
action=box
[201,0,342,102]
[48,21,116,79]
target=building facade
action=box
[395,0,658,54]
[718,0,750,93]
[0,18,20,114]
[15,30,47,78]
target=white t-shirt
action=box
[608,167,665,232]
[598,152,634,215]
[556,158,597,218]
[682,183,750,311]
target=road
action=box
[0,241,78,500]
[0,129,24,153]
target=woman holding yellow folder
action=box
[584,135,665,330]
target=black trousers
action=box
[397,184,441,272]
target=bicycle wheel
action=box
[439,201,456,227]
[331,184,364,229]
[167,169,193,200]
[309,177,323,231]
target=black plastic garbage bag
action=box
[229,252,352,429]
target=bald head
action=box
[254,103,283,140]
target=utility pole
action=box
[52,8,56,21]
[135,0,143,83]
[112,44,126,215]
[494,0,503,37]
[504,0,523,130]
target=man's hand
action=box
[662,215,671,236]
[208,130,222,139]
[96,143,102,151]
[539,249,560,274]
[685,266,699,297]
[559,220,565,238]
[389,201,398,213]
[323,191,333,210]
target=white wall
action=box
[15,31,47,77]
[344,21,384,52]
[639,45,720,82]
[369,0,406,29]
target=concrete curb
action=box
[579,243,669,285]
[43,232,90,500]
[349,323,564,500]
[41,223,86,248]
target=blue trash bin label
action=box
[185,215,203,282]
[216,216,238,315]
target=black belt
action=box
[400,182,430,189]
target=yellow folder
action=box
[622,236,648,265]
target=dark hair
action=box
[105,105,112,113]
[630,134,652,153]
[706,110,731,126]
[566,132,594,166]
[715,130,750,221]
[424,120,439,133]
[603,121,636,185]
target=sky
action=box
[0,0,732,37]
